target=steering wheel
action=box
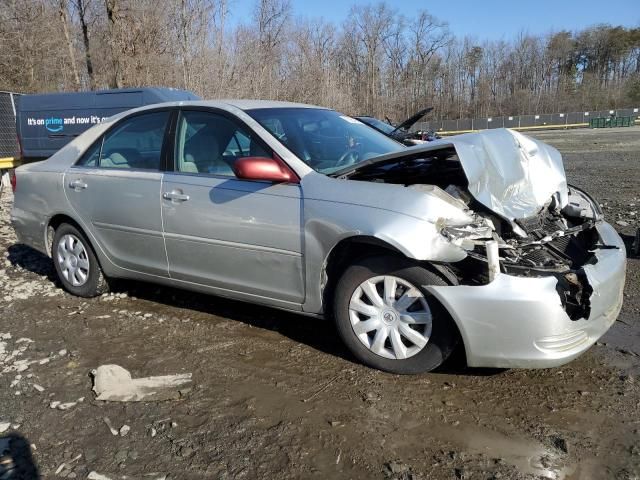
[336,148,360,167]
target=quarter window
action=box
[174,111,270,176]
[77,137,102,167]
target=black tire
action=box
[52,223,109,297]
[333,255,458,374]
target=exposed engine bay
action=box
[338,141,608,321]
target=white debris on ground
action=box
[102,417,119,436]
[91,364,192,402]
[49,399,84,411]
[0,189,62,307]
[87,473,167,480]
[87,473,112,480]
[2,333,76,419]
[1,332,67,377]
[55,453,83,476]
[601,196,639,229]
[0,332,34,375]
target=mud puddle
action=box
[445,426,575,479]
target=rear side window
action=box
[76,111,169,170]
[100,111,169,170]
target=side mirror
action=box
[232,156,298,183]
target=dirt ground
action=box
[0,127,639,480]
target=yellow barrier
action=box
[0,157,20,169]
[438,118,640,136]
[0,157,21,170]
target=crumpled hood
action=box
[337,128,569,220]
[448,129,568,220]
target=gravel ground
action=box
[0,127,639,480]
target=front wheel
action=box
[333,256,458,374]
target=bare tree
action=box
[1,0,639,119]
[253,0,292,98]
[75,0,96,89]
[57,0,82,88]
[345,3,397,114]
[104,0,122,88]
[174,0,215,91]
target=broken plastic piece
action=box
[87,473,112,480]
[91,364,192,402]
[486,240,500,282]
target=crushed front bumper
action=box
[427,221,626,368]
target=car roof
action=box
[18,87,200,110]
[163,99,327,111]
[104,99,329,121]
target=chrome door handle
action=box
[162,191,190,202]
[68,179,88,190]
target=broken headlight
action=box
[563,185,603,221]
[439,217,495,250]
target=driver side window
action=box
[174,111,270,176]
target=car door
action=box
[161,109,304,304]
[64,110,171,277]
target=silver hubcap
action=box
[349,275,432,360]
[56,234,90,287]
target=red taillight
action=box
[10,170,16,192]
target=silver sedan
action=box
[11,100,626,374]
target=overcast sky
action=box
[227,0,640,40]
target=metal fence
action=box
[0,91,20,158]
[413,107,640,133]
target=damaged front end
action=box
[334,128,624,325]
[434,184,605,321]
[456,187,601,320]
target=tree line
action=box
[1,0,639,122]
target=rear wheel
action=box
[333,256,458,374]
[52,223,108,297]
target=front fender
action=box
[299,173,476,314]
[301,199,467,314]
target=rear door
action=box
[64,110,171,277]
[161,109,304,304]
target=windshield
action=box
[247,108,404,174]
[358,116,396,134]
